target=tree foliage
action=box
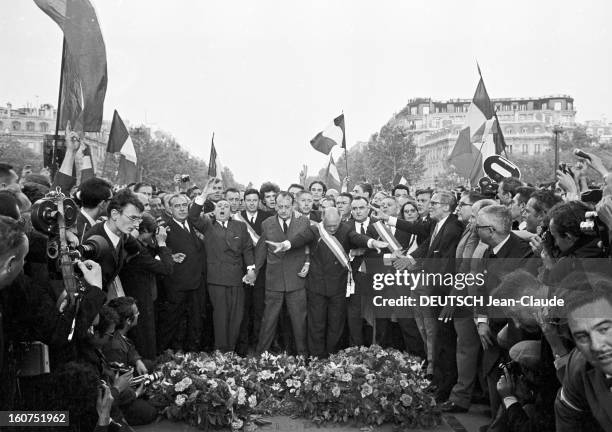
[0,136,43,172]
[103,127,243,190]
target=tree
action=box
[0,136,43,172]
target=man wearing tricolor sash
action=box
[268,207,387,358]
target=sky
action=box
[2,0,612,187]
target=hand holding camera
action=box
[155,225,168,247]
[76,260,103,289]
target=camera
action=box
[478,177,498,199]
[580,211,602,235]
[498,360,521,377]
[31,190,110,275]
[130,371,163,387]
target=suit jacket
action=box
[83,222,141,291]
[189,204,254,286]
[364,219,416,275]
[241,210,274,236]
[347,217,378,273]
[288,222,371,296]
[73,210,96,244]
[161,218,206,293]
[255,215,311,292]
[412,214,464,279]
[555,349,612,432]
[395,215,436,245]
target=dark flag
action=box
[107,111,137,184]
[34,0,107,132]
[208,135,223,179]
[310,114,346,155]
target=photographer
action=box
[120,213,174,359]
[73,178,113,241]
[0,215,106,410]
[102,297,157,427]
[82,190,144,295]
[539,200,607,284]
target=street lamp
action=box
[552,125,564,182]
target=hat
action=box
[509,340,541,369]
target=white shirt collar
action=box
[103,221,121,248]
[278,216,291,227]
[493,234,511,255]
[435,215,450,230]
[246,211,258,219]
[81,208,96,226]
[356,217,370,227]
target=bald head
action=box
[322,207,342,234]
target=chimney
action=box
[6,102,11,117]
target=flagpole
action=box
[52,38,67,177]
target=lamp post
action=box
[552,125,563,182]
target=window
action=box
[554,102,562,111]
[506,144,513,154]
[495,104,502,112]
[519,104,527,111]
[522,144,528,154]
[521,127,528,134]
[512,104,518,111]
[541,102,547,110]
[534,126,541,133]
[535,144,541,154]
[505,127,513,135]
[567,102,573,110]
[40,123,48,132]
[410,107,418,115]
[26,122,35,131]
[12,121,20,131]
[422,106,430,115]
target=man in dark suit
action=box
[157,193,206,352]
[473,204,534,423]
[235,189,273,355]
[336,192,353,222]
[73,177,113,242]
[347,196,377,346]
[189,195,254,352]
[254,192,311,355]
[381,189,436,245]
[394,191,464,401]
[286,207,387,357]
[82,189,144,295]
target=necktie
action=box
[250,216,255,225]
[429,223,439,247]
[183,221,190,232]
[282,220,288,234]
[359,223,365,235]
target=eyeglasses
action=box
[123,214,143,223]
[172,203,189,209]
[430,201,447,207]
[475,225,494,231]
[457,202,472,208]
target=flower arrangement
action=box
[147,346,441,431]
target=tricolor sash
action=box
[233,213,260,245]
[315,223,355,297]
[372,221,402,252]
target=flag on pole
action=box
[80,144,95,182]
[310,114,346,155]
[392,173,408,186]
[208,134,224,180]
[325,154,341,191]
[447,66,505,185]
[34,0,107,132]
[107,111,137,184]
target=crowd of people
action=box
[1,129,612,432]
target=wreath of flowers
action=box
[147,345,441,431]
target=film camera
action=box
[174,174,190,183]
[30,188,110,275]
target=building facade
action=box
[394,95,576,187]
[0,102,110,173]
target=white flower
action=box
[230,419,243,431]
[332,386,341,397]
[400,379,408,388]
[170,369,180,377]
[271,383,281,392]
[365,373,376,382]
[380,396,388,408]
[360,383,373,398]
[248,394,257,408]
[341,373,352,382]
[226,377,236,388]
[181,377,193,388]
[237,387,246,405]
[293,379,301,388]
[400,393,413,406]
[385,378,394,385]
[286,378,294,388]
[175,393,187,407]
[313,383,321,392]
[208,380,218,389]
[174,381,187,392]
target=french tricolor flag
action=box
[107,110,138,184]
